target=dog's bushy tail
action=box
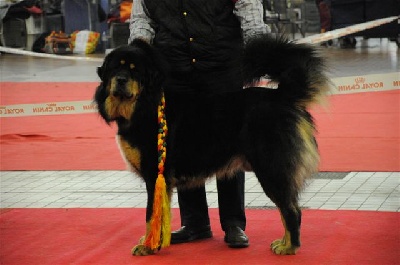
[243,35,330,108]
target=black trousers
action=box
[178,172,246,231]
[164,67,246,232]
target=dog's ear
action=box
[97,66,103,80]
[98,50,113,81]
[94,83,112,124]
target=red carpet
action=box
[0,82,399,171]
[0,208,398,265]
[313,89,399,171]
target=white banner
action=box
[0,101,96,118]
[332,72,400,95]
[1,73,398,118]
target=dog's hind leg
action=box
[253,170,303,254]
[255,170,302,255]
[270,205,302,255]
[244,103,318,255]
[268,116,318,255]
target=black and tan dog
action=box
[94,35,329,256]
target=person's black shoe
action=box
[339,37,357,49]
[224,226,249,248]
[171,225,213,244]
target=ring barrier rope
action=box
[0,16,398,60]
[0,46,103,62]
[296,16,399,44]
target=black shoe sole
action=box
[226,242,249,248]
[224,238,249,248]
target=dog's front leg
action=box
[132,178,171,256]
[132,228,158,256]
[132,181,157,256]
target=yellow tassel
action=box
[144,175,171,249]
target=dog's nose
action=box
[113,76,133,99]
[116,76,127,85]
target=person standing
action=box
[315,0,331,34]
[129,0,269,248]
[315,0,333,46]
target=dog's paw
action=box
[131,244,155,256]
[270,238,298,255]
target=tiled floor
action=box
[0,171,398,212]
[0,37,399,213]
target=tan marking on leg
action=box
[117,136,141,171]
[271,211,299,255]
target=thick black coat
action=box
[94,35,330,256]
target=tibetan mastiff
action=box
[94,35,329,256]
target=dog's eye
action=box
[120,60,125,65]
[130,63,135,69]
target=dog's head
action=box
[94,39,166,123]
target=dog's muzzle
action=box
[113,75,134,99]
